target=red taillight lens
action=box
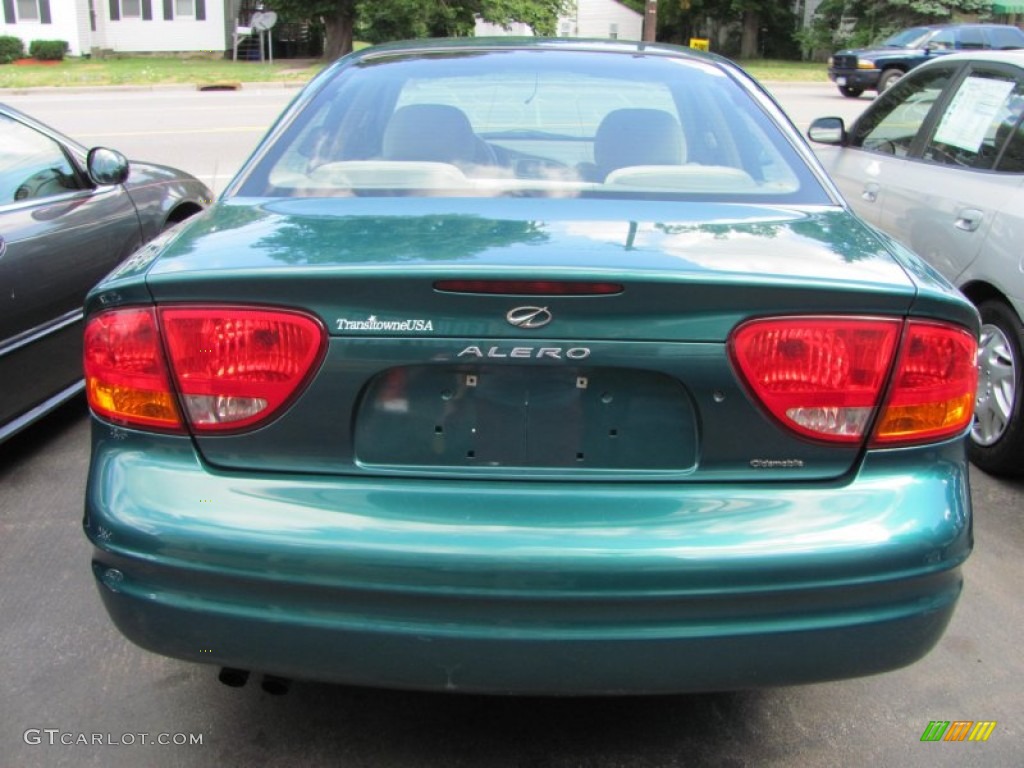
[730,316,977,445]
[872,321,978,445]
[84,308,184,432]
[159,307,325,432]
[84,306,326,433]
[730,317,901,442]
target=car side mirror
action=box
[807,117,847,146]
[87,147,130,186]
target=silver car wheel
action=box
[973,322,1016,446]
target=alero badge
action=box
[506,306,552,329]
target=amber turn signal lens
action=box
[83,308,184,431]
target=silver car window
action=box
[957,28,985,50]
[0,114,82,205]
[928,29,957,50]
[996,108,1024,172]
[922,70,1024,171]
[851,65,954,157]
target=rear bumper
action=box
[84,426,972,695]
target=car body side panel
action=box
[961,182,1024,321]
[815,106,1024,324]
[0,186,141,428]
[877,159,1016,284]
[811,145,890,228]
[123,162,213,241]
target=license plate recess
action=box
[355,365,697,470]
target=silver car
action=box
[809,50,1024,476]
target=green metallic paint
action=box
[174,337,875,480]
[127,199,977,338]
[97,199,971,482]
[150,199,907,283]
[356,364,698,470]
[85,424,971,694]
[80,35,981,695]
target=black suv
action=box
[828,23,1024,97]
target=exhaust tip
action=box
[218,667,250,688]
[261,674,291,696]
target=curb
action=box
[0,80,309,95]
[0,78,831,96]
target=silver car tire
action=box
[970,300,1024,476]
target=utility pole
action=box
[643,0,657,42]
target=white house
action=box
[1,0,232,56]
[475,0,643,41]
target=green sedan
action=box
[82,38,979,695]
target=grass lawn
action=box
[0,56,326,89]
[739,59,829,83]
[0,51,825,90]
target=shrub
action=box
[0,35,24,64]
[29,40,69,61]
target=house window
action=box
[121,0,141,17]
[609,23,619,40]
[560,22,572,37]
[175,0,194,16]
[17,0,40,21]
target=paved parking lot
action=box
[0,84,1020,767]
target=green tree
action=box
[714,0,798,59]
[651,0,797,58]
[267,0,573,61]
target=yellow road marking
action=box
[75,126,267,138]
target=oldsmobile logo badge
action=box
[506,306,552,329]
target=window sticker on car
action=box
[933,76,1016,152]
[336,316,435,332]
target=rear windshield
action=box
[234,48,828,204]
[988,26,1024,49]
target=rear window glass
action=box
[957,28,985,49]
[882,27,932,48]
[235,48,826,204]
[988,26,1024,49]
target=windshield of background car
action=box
[235,49,828,203]
[851,64,955,156]
[882,27,932,48]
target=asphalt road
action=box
[1,81,868,194]
[2,85,300,193]
[0,82,1021,768]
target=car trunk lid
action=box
[140,198,921,482]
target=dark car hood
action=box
[834,46,918,59]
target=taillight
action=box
[84,307,183,432]
[872,321,978,445]
[84,306,326,433]
[730,316,977,446]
